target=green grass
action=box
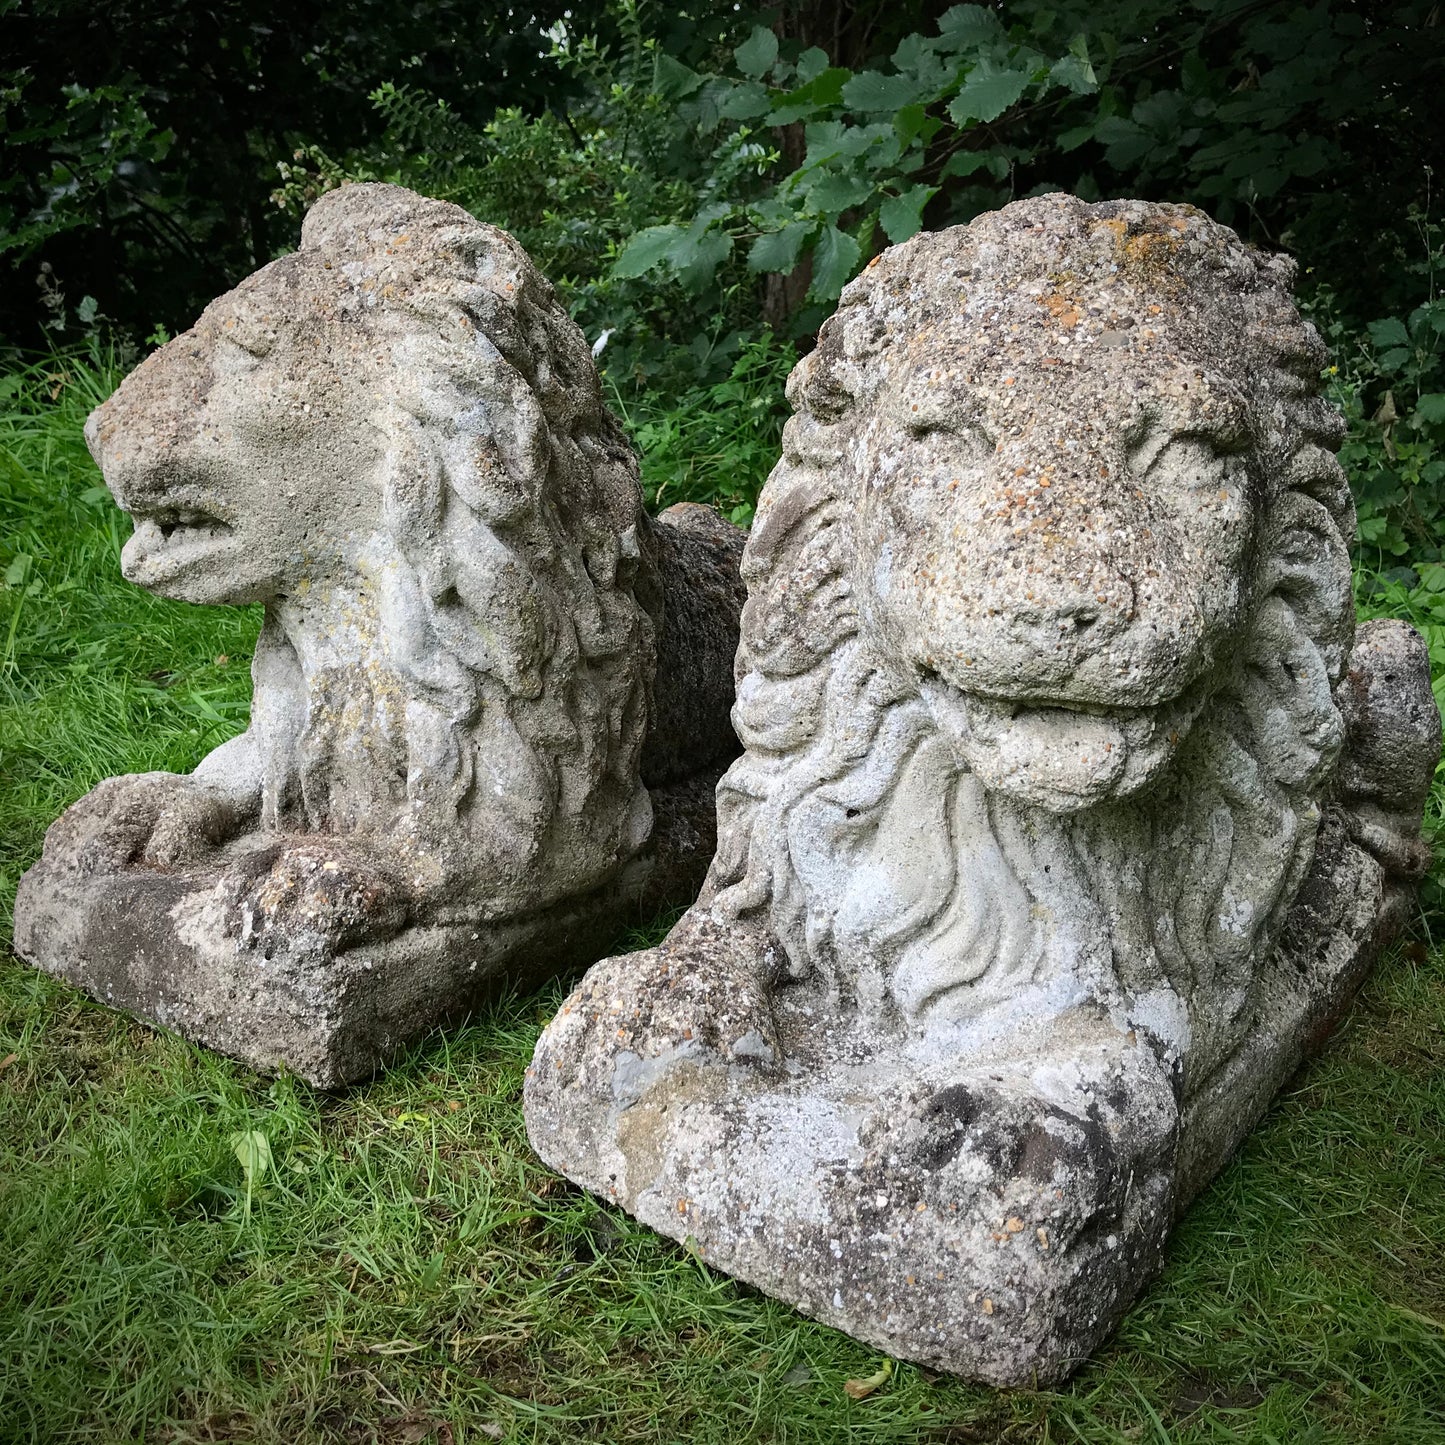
[1,353,1443,1444]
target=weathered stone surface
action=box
[524,196,1441,1385]
[14,183,745,1086]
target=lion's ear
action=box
[376,408,445,543]
[1257,488,1354,684]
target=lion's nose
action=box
[1011,595,1105,632]
[995,566,1134,646]
[82,336,205,508]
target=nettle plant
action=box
[615,7,1098,309]
[1310,208,1445,719]
[1316,209,1445,571]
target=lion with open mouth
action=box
[525,195,1440,1385]
[15,184,745,1085]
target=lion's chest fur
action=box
[251,595,413,837]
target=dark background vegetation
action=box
[4,2,1442,336]
[2,2,1444,1440]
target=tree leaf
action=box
[653,52,704,101]
[803,170,875,216]
[801,121,848,169]
[1094,114,1153,167]
[940,149,1005,180]
[1414,393,1445,426]
[841,71,926,113]
[947,62,1032,125]
[1368,317,1410,350]
[935,5,1004,52]
[748,221,815,274]
[230,1130,272,1188]
[894,103,939,149]
[675,229,733,291]
[769,68,850,125]
[1050,36,1097,94]
[719,81,771,120]
[613,225,685,279]
[735,26,779,79]
[795,47,830,83]
[843,1357,894,1399]
[838,123,899,159]
[809,225,862,301]
[879,185,937,243]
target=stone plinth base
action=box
[524,817,1408,1386]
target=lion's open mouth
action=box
[133,507,236,548]
[920,675,1208,813]
[121,506,239,585]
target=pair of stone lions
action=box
[15,180,1438,1379]
[15,184,743,1083]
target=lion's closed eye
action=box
[1128,429,1246,499]
[890,380,994,453]
[219,317,276,360]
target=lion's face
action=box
[717,195,1357,1042]
[774,201,1350,815]
[87,254,390,606]
[859,355,1254,705]
[850,341,1257,810]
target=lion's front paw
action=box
[44,772,247,874]
[222,840,411,958]
[538,937,783,1111]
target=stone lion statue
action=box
[15,183,744,1085]
[525,195,1439,1385]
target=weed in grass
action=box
[1,351,1443,1443]
[610,333,795,527]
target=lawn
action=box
[1,352,1443,1445]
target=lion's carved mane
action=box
[708,196,1357,1088]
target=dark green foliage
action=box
[564,2,1444,330]
[620,331,797,524]
[0,0,656,344]
[6,2,1440,369]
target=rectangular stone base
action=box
[524,818,1409,1386]
[15,846,638,1087]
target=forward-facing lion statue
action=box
[15,183,745,1085]
[526,195,1440,1386]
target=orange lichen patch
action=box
[1040,291,1081,328]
